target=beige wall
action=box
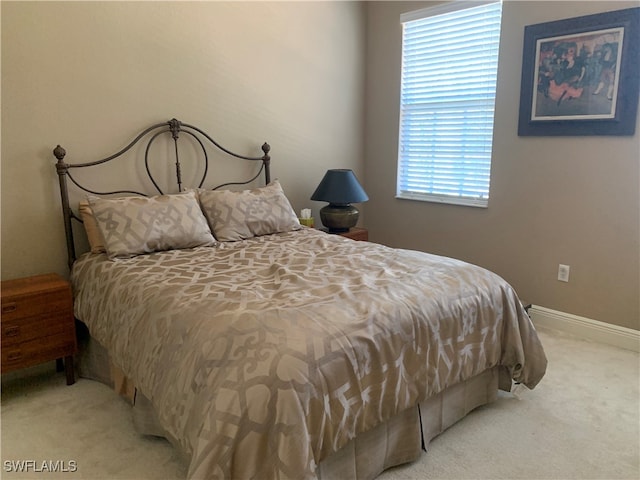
[1,1,365,278]
[365,1,639,330]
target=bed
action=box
[53,118,547,479]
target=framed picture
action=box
[518,7,639,136]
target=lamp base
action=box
[319,204,359,232]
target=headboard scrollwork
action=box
[53,118,271,268]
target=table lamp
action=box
[310,169,368,232]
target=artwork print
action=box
[533,28,623,120]
[518,8,639,136]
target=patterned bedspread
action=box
[71,228,547,479]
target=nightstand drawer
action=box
[1,290,72,322]
[1,330,76,373]
[1,309,74,347]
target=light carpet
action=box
[1,327,638,479]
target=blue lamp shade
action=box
[311,169,368,232]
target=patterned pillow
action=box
[88,190,216,259]
[198,180,301,242]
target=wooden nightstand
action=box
[339,227,368,241]
[1,273,77,385]
[320,227,368,241]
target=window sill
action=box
[395,193,488,208]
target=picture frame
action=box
[518,7,639,136]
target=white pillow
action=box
[78,200,106,254]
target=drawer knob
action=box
[2,303,17,314]
[4,326,20,337]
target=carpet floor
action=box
[1,327,638,479]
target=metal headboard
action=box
[53,118,271,269]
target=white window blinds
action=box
[397,1,502,208]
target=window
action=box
[397,1,502,208]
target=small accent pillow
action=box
[79,201,106,254]
[88,190,216,259]
[198,180,301,242]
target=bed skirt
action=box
[75,322,501,479]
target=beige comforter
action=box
[71,228,547,479]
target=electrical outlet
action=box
[558,264,570,282]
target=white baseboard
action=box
[528,305,640,352]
